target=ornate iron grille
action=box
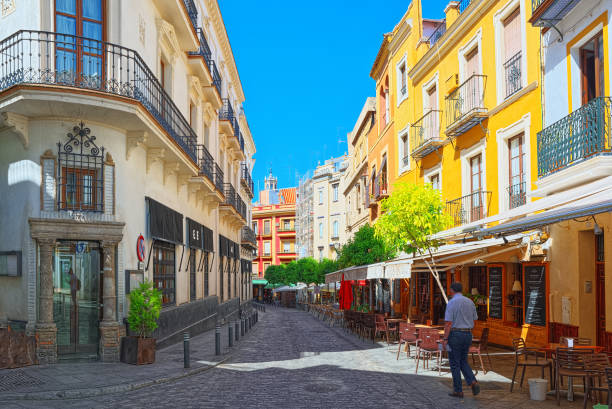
[507,181,526,209]
[241,162,254,198]
[57,122,104,212]
[153,240,176,307]
[214,163,224,192]
[197,144,214,182]
[0,30,197,162]
[537,96,612,178]
[189,28,212,66]
[224,183,236,208]
[445,74,487,132]
[428,21,446,47]
[182,0,198,32]
[219,98,235,123]
[411,109,442,155]
[446,190,492,227]
[209,60,222,96]
[504,52,522,98]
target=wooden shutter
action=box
[503,8,521,61]
[466,47,479,76]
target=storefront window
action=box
[153,240,176,306]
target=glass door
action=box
[53,241,101,358]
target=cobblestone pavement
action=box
[2,308,586,409]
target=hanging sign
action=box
[76,242,87,254]
[136,234,146,262]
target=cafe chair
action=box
[415,329,443,376]
[510,338,553,392]
[577,338,592,346]
[604,367,612,407]
[374,314,395,345]
[583,353,610,409]
[396,322,418,360]
[469,327,491,374]
[555,347,594,406]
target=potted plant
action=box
[121,281,161,365]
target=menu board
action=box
[488,266,503,319]
[524,264,546,326]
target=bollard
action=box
[256,311,258,323]
[228,324,233,347]
[241,318,245,336]
[235,320,239,341]
[183,332,190,368]
[215,323,221,356]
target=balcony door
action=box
[426,85,439,141]
[508,134,525,208]
[580,32,604,105]
[55,0,105,86]
[470,154,483,221]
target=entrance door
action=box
[596,234,606,346]
[580,32,604,105]
[53,241,101,358]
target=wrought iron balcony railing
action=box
[189,28,212,66]
[241,163,254,197]
[214,163,224,193]
[0,30,198,161]
[507,181,526,209]
[241,226,257,247]
[236,196,247,220]
[531,0,580,27]
[537,96,612,178]
[223,183,236,208]
[446,190,492,227]
[428,21,446,47]
[445,74,488,137]
[209,60,222,96]
[411,109,443,158]
[219,98,235,123]
[504,52,522,99]
[374,174,388,201]
[197,144,214,182]
[182,0,198,33]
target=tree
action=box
[374,182,452,303]
[297,257,319,284]
[127,281,162,338]
[316,258,339,284]
[284,261,299,285]
[337,224,395,268]
[264,264,285,285]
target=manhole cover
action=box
[304,383,340,393]
[0,370,44,392]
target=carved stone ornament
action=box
[1,0,15,18]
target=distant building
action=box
[296,175,314,259]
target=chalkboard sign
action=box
[488,266,503,319]
[524,264,546,326]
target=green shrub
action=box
[127,281,162,338]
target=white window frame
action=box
[568,23,605,112]
[458,29,483,83]
[319,222,324,239]
[318,188,324,204]
[332,183,339,202]
[398,124,410,175]
[494,0,528,104]
[263,241,271,255]
[396,53,409,106]
[424,163,442,193]
[496,113,532,212]
[460,138,487,198]
[332,220,339,237]
[421,71,440,113]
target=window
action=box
[283,219,291,230]
[332,184,339,202]
[283,241,290,253]
[55,0,105,81]
[385,77,390,124]
[400,64,407,95]
[503,8,522,98]
[263,241,271,256]
[318,248,323,261]
[580,32,605,105]
[263,262,270,272]
[470,154,484,221]
[400,132,409,169]
[469,266,488,321]
[252,262,258,276]
[426,84,438,110]
[204,253,209,297]
[465,47,480,76]
[319,222,323,239]
[332,221,339,238]
[153,240,176,307]
[356,184,361,212]
[252,221,258,235]
[430,173,440,191]
[189,102,197,128]
[508,134,526,208]
[263,220,270,235]
[61,167,98,210]
[318,188,324,204]
[189,250,196,301]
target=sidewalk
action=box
[0,318,259,401]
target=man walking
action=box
[444,282,480,398]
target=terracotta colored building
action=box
[252,172,297,299]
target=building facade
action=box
[296,174,314,258]
[312,156,349,260]
[0,0,254,363]
[343,98,375,239]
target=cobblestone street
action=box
[1,308,586,409]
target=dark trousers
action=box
[448,331,476,393]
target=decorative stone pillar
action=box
[99,241,120,362]
[36,238,57,364]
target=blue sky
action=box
[219,1,447,199]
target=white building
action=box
[0,0,255,363]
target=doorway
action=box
[53,240,101,359]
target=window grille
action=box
[57,122,104,212]
[153,240,176,307]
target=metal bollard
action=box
[235,320,239,341]
[183,332,190,368]
[228,324,233,347]
[215,323,221,356]
[241,318,245,336]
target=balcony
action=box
[220,183,246,226]
[536,97,612,192]
[151,0,198,49]
[428,21,446,47]
[0,31,202,165]
[219,98,236,136]
[504,52,522,99]
[277,225,295,233]
[196,144,214,183]
[241,163,254,198]
[188,29,222,108]
[445,74,488,138]
[214,163,224,193]
[507,181,527,209]
[241,226,257,250]
[219,99,244,161]
[411,109,443,159]
[530,0,580,27]
[374,174,388,201]
[446,190,492,227]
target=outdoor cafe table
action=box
[537,343,604,402]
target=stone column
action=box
[99,241,120,362]
[36,238,57,364]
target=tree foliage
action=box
[337,224,395,268]
[263,258,339,286]
[127,281,162,338]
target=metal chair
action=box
[583,353,610,409]
[415,329,442,375]
[510,338,553,392]
[469,327,491,374]
[396,322,418,360]
[555,347,593,406]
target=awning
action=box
[252,279,268,285]
[477,188,612,236]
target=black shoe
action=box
[448,392,464,398]
[471,382,480,396]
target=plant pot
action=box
[120,336,156,365]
